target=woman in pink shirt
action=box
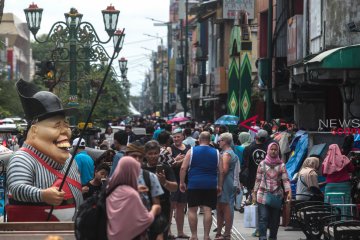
[322,144,354,206]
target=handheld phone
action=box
[156,164,165,173]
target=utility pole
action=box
[144,33,164,117]
[266,0,273,122]
[160,38,164,117]
[152,20,172,116]
[183,0,188,118]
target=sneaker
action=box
[251,230,260,237]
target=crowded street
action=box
[1,0,360,240]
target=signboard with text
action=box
[223,0,255,20]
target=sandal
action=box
[214,235,231,240]
[176,235,190,239]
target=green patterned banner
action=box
[239,53,252,121]
[227,25,241,116]
[227,58,240,115]
[227,23,252,120]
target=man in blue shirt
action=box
[180,131,223,240]
[73,137,94,185]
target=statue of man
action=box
[6,79,83,221]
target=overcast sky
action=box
[4,0,169,96]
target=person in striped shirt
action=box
[6,79,83,222]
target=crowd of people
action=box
[6,79,358,240]
[7,109,359,239]
[81,117,359,240]
[75,119,286,240]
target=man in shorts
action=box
[180,131,223,240]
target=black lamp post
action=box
[119,57,128,79]
[119,57,129,97]
[24,3,125,124]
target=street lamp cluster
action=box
[118,57,130,98]
[24,3,126,124]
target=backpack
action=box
[75,185,114,240]
[142,169,168,235]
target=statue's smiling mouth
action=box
[55,140,70,150]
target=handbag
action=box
[263,164,283,209]
[149,214,168,234]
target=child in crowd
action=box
[82,163,110,200]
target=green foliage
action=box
[31,34,54,60]
[0,80,24,118]
[31,37,129,123]
[77,65,129,122]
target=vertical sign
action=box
[227,25,241,116]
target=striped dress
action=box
[6,143,83,211]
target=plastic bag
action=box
[244,204,258,228]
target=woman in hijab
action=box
[322,144,354,207]
[234,132,252,167]
[106,156,161,240]
[296,157,321,200]
[253,142,291,240]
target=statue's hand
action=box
[41,187,65,206]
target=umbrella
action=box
[167,117,189,124]
[214,115,239,125]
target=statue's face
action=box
[26,115,72,164]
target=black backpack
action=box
[75,185,114,240]
[142,169,168,235]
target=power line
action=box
[123,36,166,46]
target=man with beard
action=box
[6,79,82,222]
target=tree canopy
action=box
[30,34,129,124]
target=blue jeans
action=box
[258,203,281,240]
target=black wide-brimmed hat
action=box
[16,79,77,122]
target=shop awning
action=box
[306,44,360,70]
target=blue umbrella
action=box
[214,115,239,125]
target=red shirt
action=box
[322,162,355,183]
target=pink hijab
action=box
[106,156,154,240]
[264,142,282,165]
[322,144,351,175]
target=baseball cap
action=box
[72,137,86,147]
[255,129,268,139]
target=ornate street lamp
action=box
[102,4,120,37]
[64,7,83,28]
[118,57,128,74]
[24,3,124,124]
[341,84,355,104]
[122,68,128,79]
[24,3,43,35]
[341,84,355,120]
[113,29,125,53]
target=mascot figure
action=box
[6,79,83,222]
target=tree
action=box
[31,36,129,123]
[0,80,24,118]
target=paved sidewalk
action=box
[170,209,306,240]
